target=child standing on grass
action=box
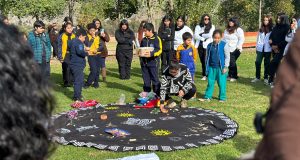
[57,22,76,87]
[140,23,162,96]
[176,32,197,81]
[199,30,230,102]
[70,29,89,101]
[84,23,103,88]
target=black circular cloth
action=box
[51,104,238,152]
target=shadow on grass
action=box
[107,67,143,80]
[50,73,74,100]
[233,134,257,158]
[216,154,238,160]
[106,81,141,93]
[234,76,271,97]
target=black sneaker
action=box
[83,83,90,89]
[93,83,99,88]
[63,83,72,87]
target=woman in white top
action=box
[194,14,215,80]
[252,15,273,84]
[174,16,193,51]
[283,17,298,56]
[223,17,245,82]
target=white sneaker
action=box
[180,99,188,108]
[264,79,269,84]
[230,78,237,82]
[269,82,274,88]
[201,76,207,81]
[198,98,211,102]
[167,102,177,109]
[251,78,260,83]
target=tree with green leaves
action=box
[172,0,220,28]
[264,0,294,17]
[218,0,259,31]
[10,0,66,20]
[77,0,114,25]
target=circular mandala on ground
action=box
[51,104,238,152]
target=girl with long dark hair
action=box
[194,14,215,80]
[223,17,245,82]
[251,15,273,83]
[267,13,290,87]
[158,15,175,71]
[115,19,135,80]
[174,16,193,51]
[283,17,297,56]
[93,18,110,82]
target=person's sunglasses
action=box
[204,18,210,20]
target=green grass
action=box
[49,48,270,160]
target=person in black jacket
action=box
[115,19,135,80]
[158,15,175,72]
[268,13,290,87]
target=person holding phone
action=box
[93,18,110,82]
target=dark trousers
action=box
[38,62,50,79]
[165,84,197,101]
[268,52,283,83]
[198,44,207,77]
[141,65,160,96]
[228,49,241,79]
[161,50,173,72]
[62,61,73,86]
[71,66,84,99]
[86,55,101,87]
[116,50,133,79]
[255,51,271,79]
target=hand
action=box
[144,51,151,57]
[160,104,168,113]
[85,47,90,52]
[272,45,279,53]
[222,68,228,74]
[101,32,105,37]
[59,59,64,63]
[178,90,185,97]
[269,39,273,44]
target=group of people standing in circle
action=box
[252,12,298,88]
[115,13,245,106]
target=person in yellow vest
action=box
[84,23,103,88]
[57,22,76,87]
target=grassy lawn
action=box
[49,48,270,160]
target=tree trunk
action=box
[35,15,39,21]
[259,0,262,30]
[69,0,75,22]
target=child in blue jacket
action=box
[70,29,89,101]
[199,30,230,102]
[176,32,197,81]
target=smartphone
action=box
[100,29,104,34]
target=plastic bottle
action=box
[118,93,125,105]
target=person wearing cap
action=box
[27,20,52,79]
[223,17,245,82]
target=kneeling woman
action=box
[84,23,103,88]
